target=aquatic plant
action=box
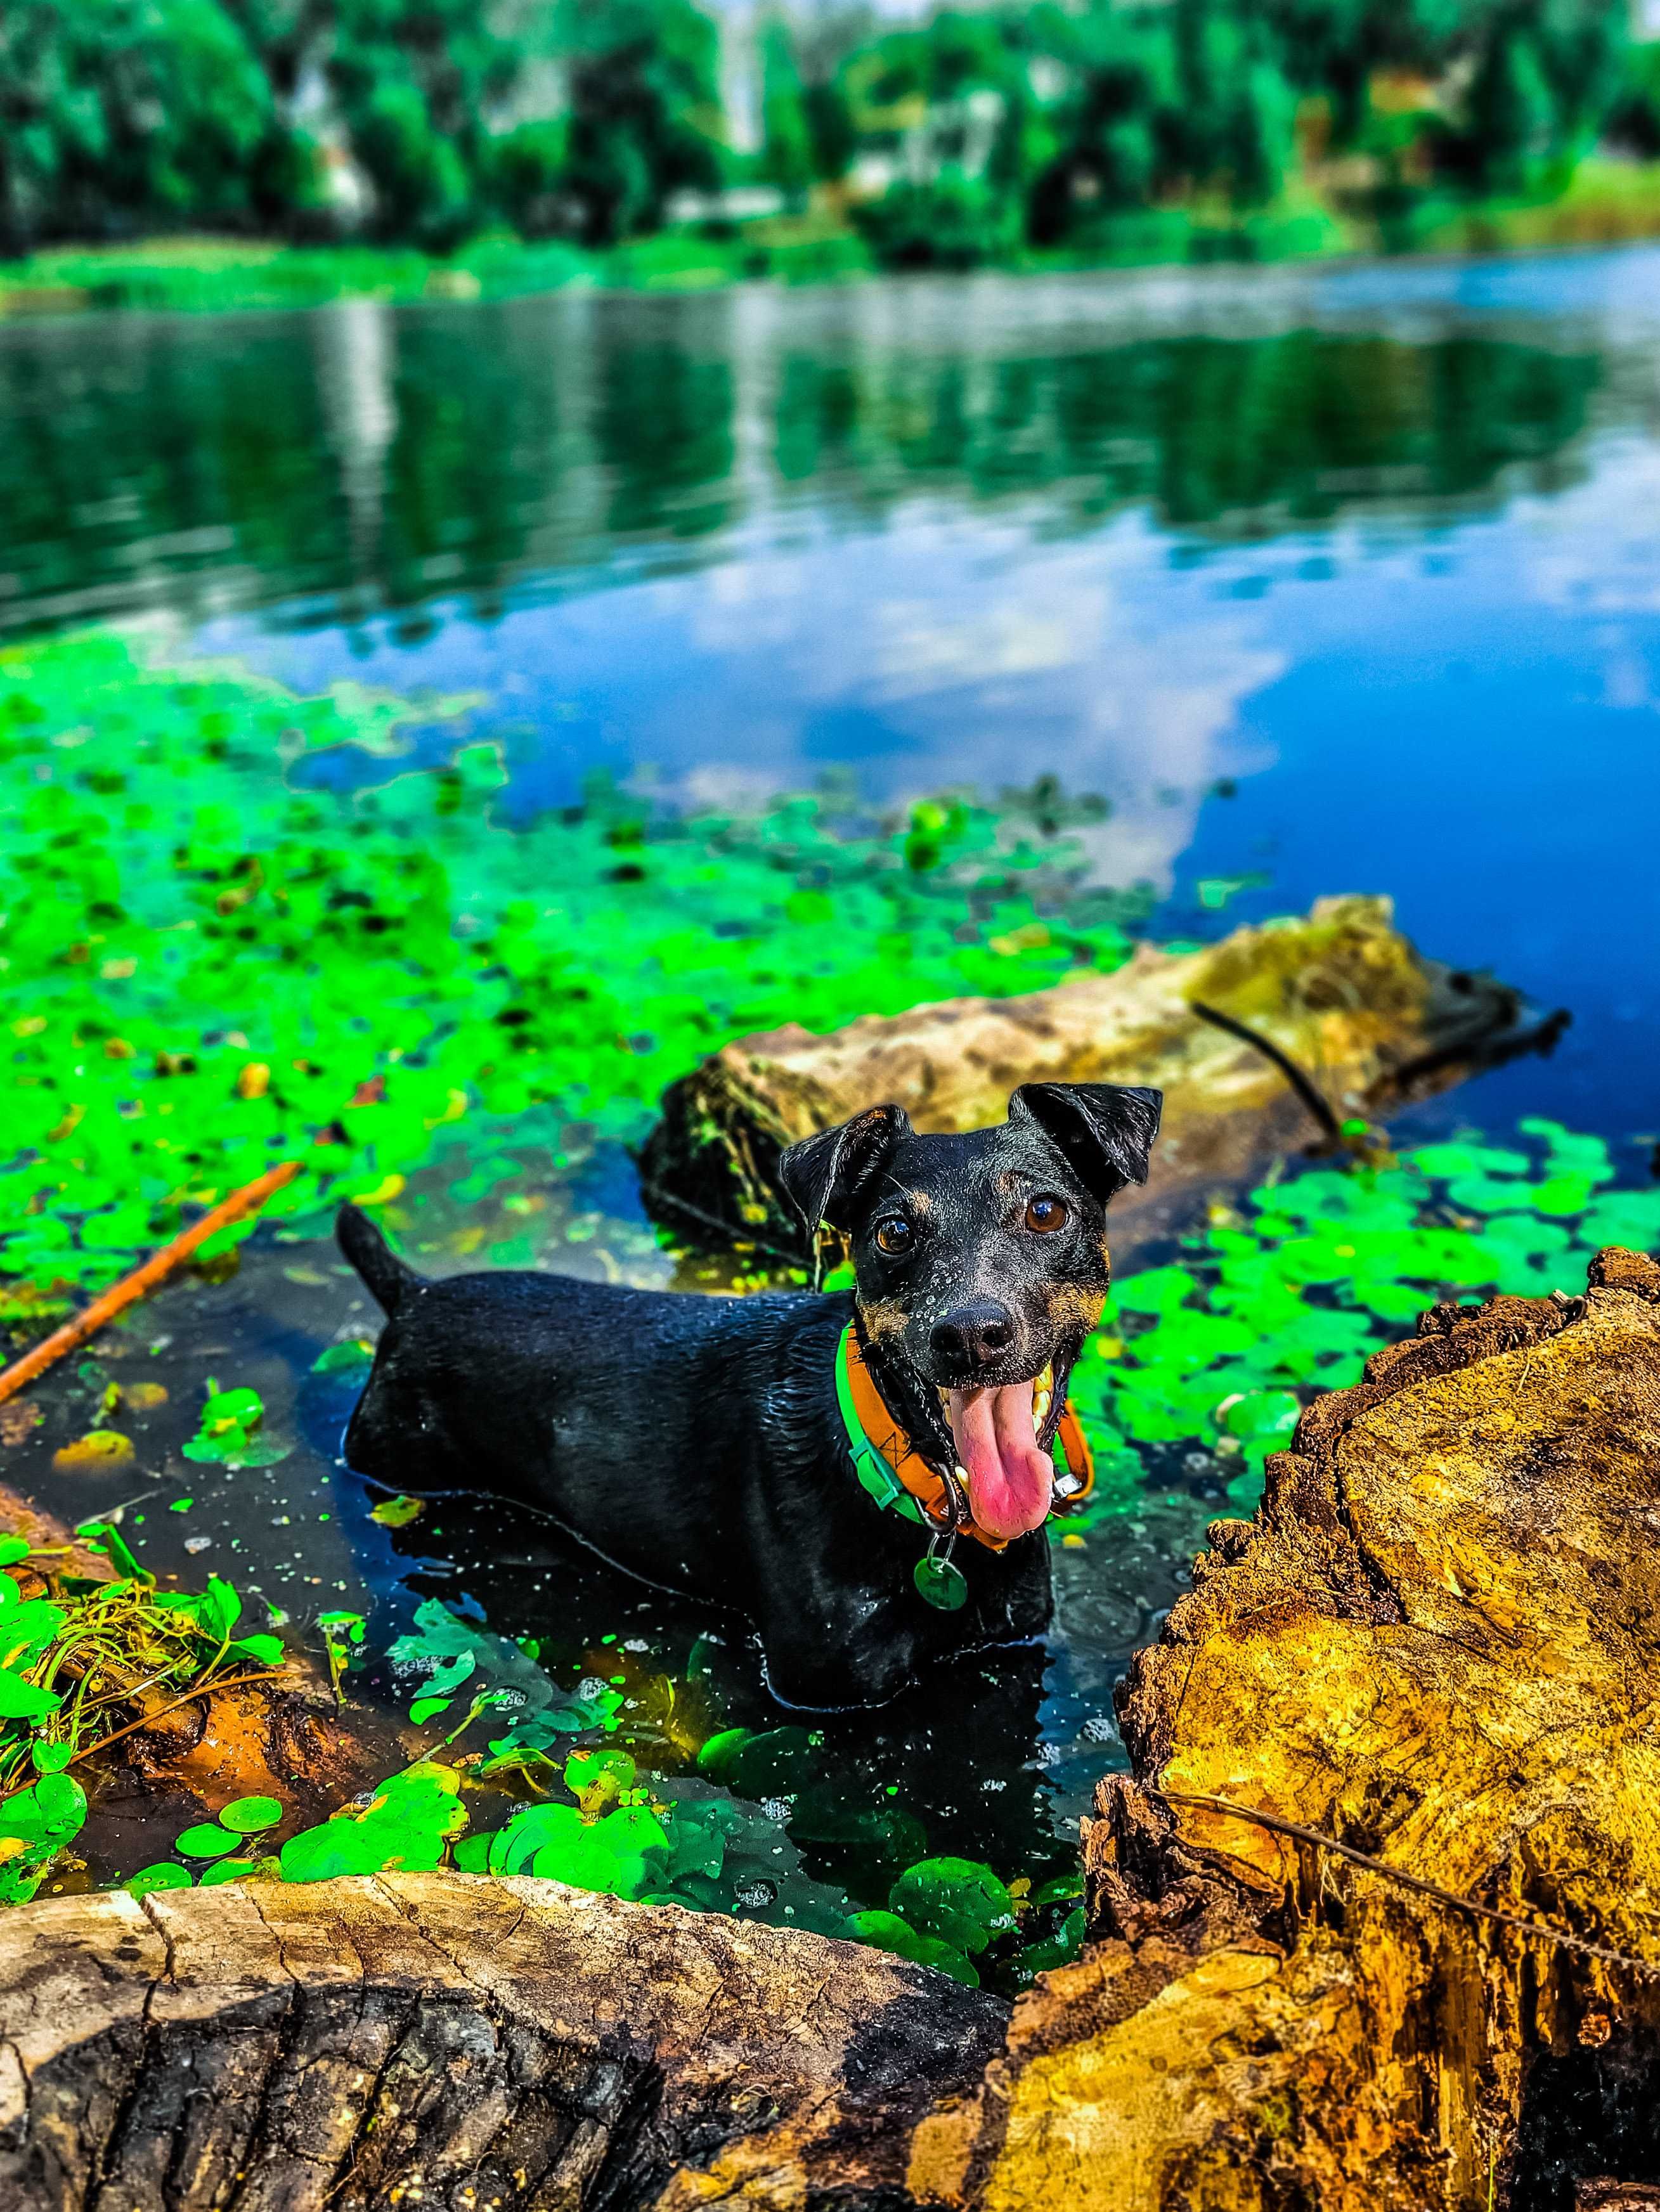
[0,630,1139,1302]
[1070,1123,1660,1518]
[0,1527,284,1902]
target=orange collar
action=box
[840,1321,1094,1553]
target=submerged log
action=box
[8,1249,1659,2211]
[639,893,1566,1264]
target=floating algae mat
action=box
[3,628,1658,1988]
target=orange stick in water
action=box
[0,1160,305,1407]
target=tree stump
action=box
[638,894,1561,1263]
[909,1246,1660,2212]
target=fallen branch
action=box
[1186,999,1346,1144]
[0,1159,304,1407]
[639,895,1555,1264]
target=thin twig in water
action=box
[1188,1001,1344,1144]
[0,1160,305,1407]
[1163,1789,1659,1976]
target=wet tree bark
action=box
[0,1868,1006,2211]
[7,1249,1659,2212]
[637,893,1562,1264]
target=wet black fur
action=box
[339,1080,1160,1710]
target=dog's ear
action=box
[1008,1083,1162,1202]
[776,1103,913,1235]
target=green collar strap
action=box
[833,1322,927,1529]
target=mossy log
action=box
[639,894,1562,1262]
[8,1250,1660,2212]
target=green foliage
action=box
[760,18,814,207]
[854,169,1023,270]
[181,1379,289,1467]
[0,1770,87,1903]
[388,1597,625,1749]
[219,1794,283,1834]
[2,0,1652,262]
[554,0,726,243]
[0,1529,287,1901]
[278,1761,467,1880]
[1068,1119,1656,1517]
[0,629,1133,1299]
[0,0,297,252]
[889,1855,1017,1953]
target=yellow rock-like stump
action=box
[915,1246,1660,2212]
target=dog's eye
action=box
[1025,1195,1068,1234]
[874,1216,914,1255]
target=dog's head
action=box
[777,1083,1161,1543]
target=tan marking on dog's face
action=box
[905,1191,933,1216]
[857,1296,910,1343]
[1044,1283,1108,1336]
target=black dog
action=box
[338,1080,1160,1709]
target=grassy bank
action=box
[9,163,1660,318]
[0,221,872,316]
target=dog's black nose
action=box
[931,1302,1015,1374]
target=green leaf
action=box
[197,1575,242,1640]
[1408,1144,1529,1180]
[472,1799,671,1896]
[695,1728,755,1778]
[126,1862,194,1897]
[198,1859,258,1887]
[370,1494,425,1527]
[409,1697,452,1724]
[0,1537,29,1568]
[845,1910,979,1984]
[312,1340,375,1374]
[888,1856,1016,1956]
[0,1669,60,1721]
[230,1634,285,1667]
[278,1762,467,1884]
[174,1823,240,1860]
[75,1520,149,1584]
[219,1795,283,1834]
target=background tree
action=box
[0,0,299,250]
[553,0,725,243]
[759,17,814,207]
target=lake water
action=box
[5,247,1659,1933]
[5,248,1657,1139]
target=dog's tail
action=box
[337,1203,418,1316]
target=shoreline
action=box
[8,182,1660,321]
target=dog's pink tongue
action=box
[948,1384,1053,1541]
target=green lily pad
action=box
[174,1823,240,1860]
[219,1795,283,1834]
[889,1856,1016,1956]
[126,1862,194,1897]
[198,1859,258,1887]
